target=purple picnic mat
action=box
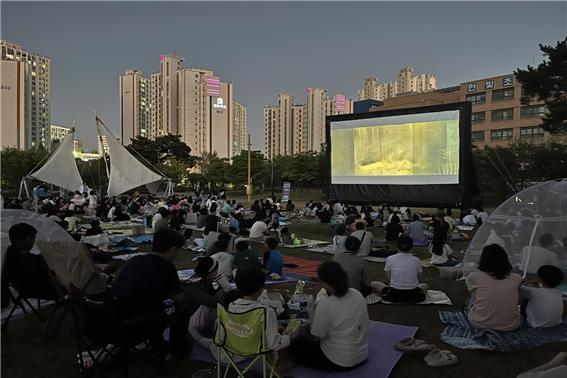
[189,320,417,378]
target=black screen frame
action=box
[326,102,477,207]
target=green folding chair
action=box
[213,304,281,378]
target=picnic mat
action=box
[366,290,453,305]
[439,311,567,351]
[189,320,417,378]
[283,255,321,277]
[177,269,309,285]
[283,239,330,249]
[110,234,153,245]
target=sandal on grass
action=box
[424,349,459,367]
[394,337,436,352]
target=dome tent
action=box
[463,179,567,288]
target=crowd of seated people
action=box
[3,188,567,377]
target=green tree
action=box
[127,134,194,165]
[76,158,108,192]
[0,147,49,192]
[228,150,268,190]
[515,37,567,134]
[196,152,230,186]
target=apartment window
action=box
[471,111,485,123]
[520,105,545,118]
[492,88,515,102]
[465,92,486,105]
[471,131,485,142]
[491,128,513,140]
[520,126,545,138]
[491,108,514,121]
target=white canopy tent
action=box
[19,131,84,198]
[95,116,173,197]
[463,179,567,285]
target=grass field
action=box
[2,221,564,378]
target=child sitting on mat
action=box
[520,265,564,328]
[370,235,429,303]
[263,237,283,275]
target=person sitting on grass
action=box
[332,224,348,254]
[234,240,261,272]
[351,221,373,256]
[405,214,426,245]
[286,261,369,372]
[263,237,283,276]
[249,215,271,239]
[85,219,104,236]
[333,236,371,296]
[520,265,564,328]
[370,235,429,303]
[385,214,404,242]
[465,244,522,331]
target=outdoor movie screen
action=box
[330,110,460,185]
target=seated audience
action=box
[385,215,404,242]
[332,224,348,254]
[288,261,369,371]
[249,216,270,239]
[234,240,261,272]
[85,219,104,236]
[405,214,426,244]
[370,236,428,303]
[111,229,191,359]
[228,266,293,353]
[153,208,171,231]
[1,223,61,307]
[351,221,373,256]
[286,200,295,212]
[462,211,478,226]
[333,236,370,295]
[520,234,560,275]
[465,244,522,331]
[263,237,283,275]
[520,265,564,328]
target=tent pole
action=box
[522,216,541,279]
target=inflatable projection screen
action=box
[326,102,477,207]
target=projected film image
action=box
[331,114,459,185]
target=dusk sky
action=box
[2,1,566,150]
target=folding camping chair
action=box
[34,240,110,341]
[213,304,281,378]
[69,284,167,377]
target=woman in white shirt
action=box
[288,261,369,371]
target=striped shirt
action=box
[333,252,369,293]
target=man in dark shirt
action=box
[1,223,61,308]
[111,229,190,359]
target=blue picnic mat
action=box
[439,311,567,351]
[110,234,153,245]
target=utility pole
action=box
[247,134,252,205]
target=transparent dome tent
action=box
[1,209,73,259]
[463,178,567,293]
